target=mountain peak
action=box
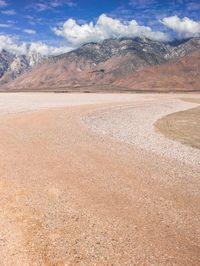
[1,37,200,92]
[0,49,46,84]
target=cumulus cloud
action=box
[53,14,170,46]
[24,29,36,35]
[0,0,7,7]
[0,34,73,56]
[0,35,27,54]
[28,42,73,55]
[161,16,200,38]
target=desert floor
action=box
[0,93,199,266]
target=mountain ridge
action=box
[0,49,47,85]
[1,37,200,92]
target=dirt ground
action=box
[156,98,200,149]
[0,93,200,265]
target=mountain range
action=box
[0,49,47,86]
[1,37,200,92]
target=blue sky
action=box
[0,0,200,55]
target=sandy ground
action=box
[0,93,153,115]
[0,93,200,265]
[156,106,200,150]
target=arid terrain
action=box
[0,93,200,265]
[156,99,200,150]
[1,37,200,92]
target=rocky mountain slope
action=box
[1,37,200,92]
[0,50,14,79]
[0,49,47,85]
[114,49,200,91]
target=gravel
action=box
[83,98,200,167]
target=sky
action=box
[0,0,200,55]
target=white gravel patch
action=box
[83,98,200,167]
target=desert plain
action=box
[0,92,200,265]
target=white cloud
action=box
[28,0,76,12]
[53,14,170,46]
[0,34,73,56]
[28,42,73,55]
[161,16,200,38]
[34,3,49,11]
[24,29,36,34]
[1,9,16,15]
[0,0,7,7]
[187,2,200,11]
[0,23,11,27]
[24,15,34,20]
[129,0,155,7]
[51,0,76,7]
[0,35,27,54]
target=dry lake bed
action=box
[0,92,200,265]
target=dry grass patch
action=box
[180,98,200,104]
[155,102,200,149]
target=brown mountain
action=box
[2,37,200,92]
[0,49,47,86]
[114,49,200,92]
